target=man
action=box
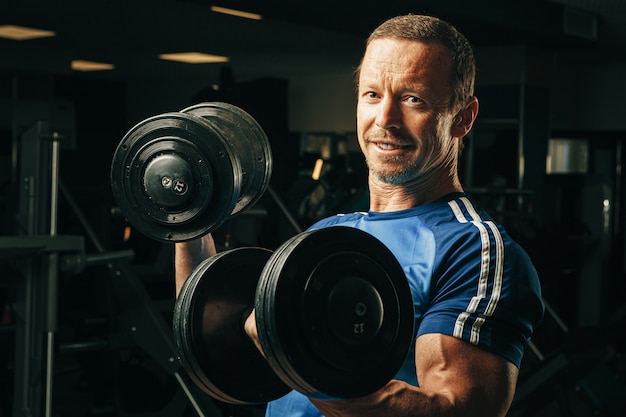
[176,14,544,417]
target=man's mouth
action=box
[375,142,407,150]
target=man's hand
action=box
[243,308,265,357]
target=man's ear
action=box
[451,96,479,139]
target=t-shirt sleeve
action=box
[416,223,544,368]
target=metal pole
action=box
[517,49,527,212]
[267,185,303,234]
[44,136,61,417]
[174,372,207,417]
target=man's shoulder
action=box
[307,212,367,230]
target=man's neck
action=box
[367,173,463,212]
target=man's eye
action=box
[367,92,379,99]
[407,96,422,104]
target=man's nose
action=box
[375,98,402,130]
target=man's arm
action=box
[309,333,518,417]
[174,233,217,297]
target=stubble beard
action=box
[363,130,422,185]
[367,153,422,185]
[364,112,460,187]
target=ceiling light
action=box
[71,60,115,71]
[159,52,230,64]
[210,6,262,20]
[0,24,55,40]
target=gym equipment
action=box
[174,226,415,405]
[8,121,220,417]
[174,246,290,405]
[110,102,272,242]
[111,104,414,406]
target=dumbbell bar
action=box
[173,226,415,404]
[110,102,272,242]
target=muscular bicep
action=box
[415,333,519,417]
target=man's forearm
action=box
[309,380,455,417]
[174,234,217,297]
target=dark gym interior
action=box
[2,0,626,416]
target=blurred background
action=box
[1,0,625,416]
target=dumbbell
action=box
[110,104,414,404]
[173,226,415,405]
[110,101,272,242]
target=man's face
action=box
[356,38,459,185]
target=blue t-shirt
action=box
[265,193,544,417]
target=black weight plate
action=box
[110,112,241,242]
[173,247,291,405]
[181,102,272,216]
[255,228,401,398]
[255,226,414,400]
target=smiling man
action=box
[176,13,544,417]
